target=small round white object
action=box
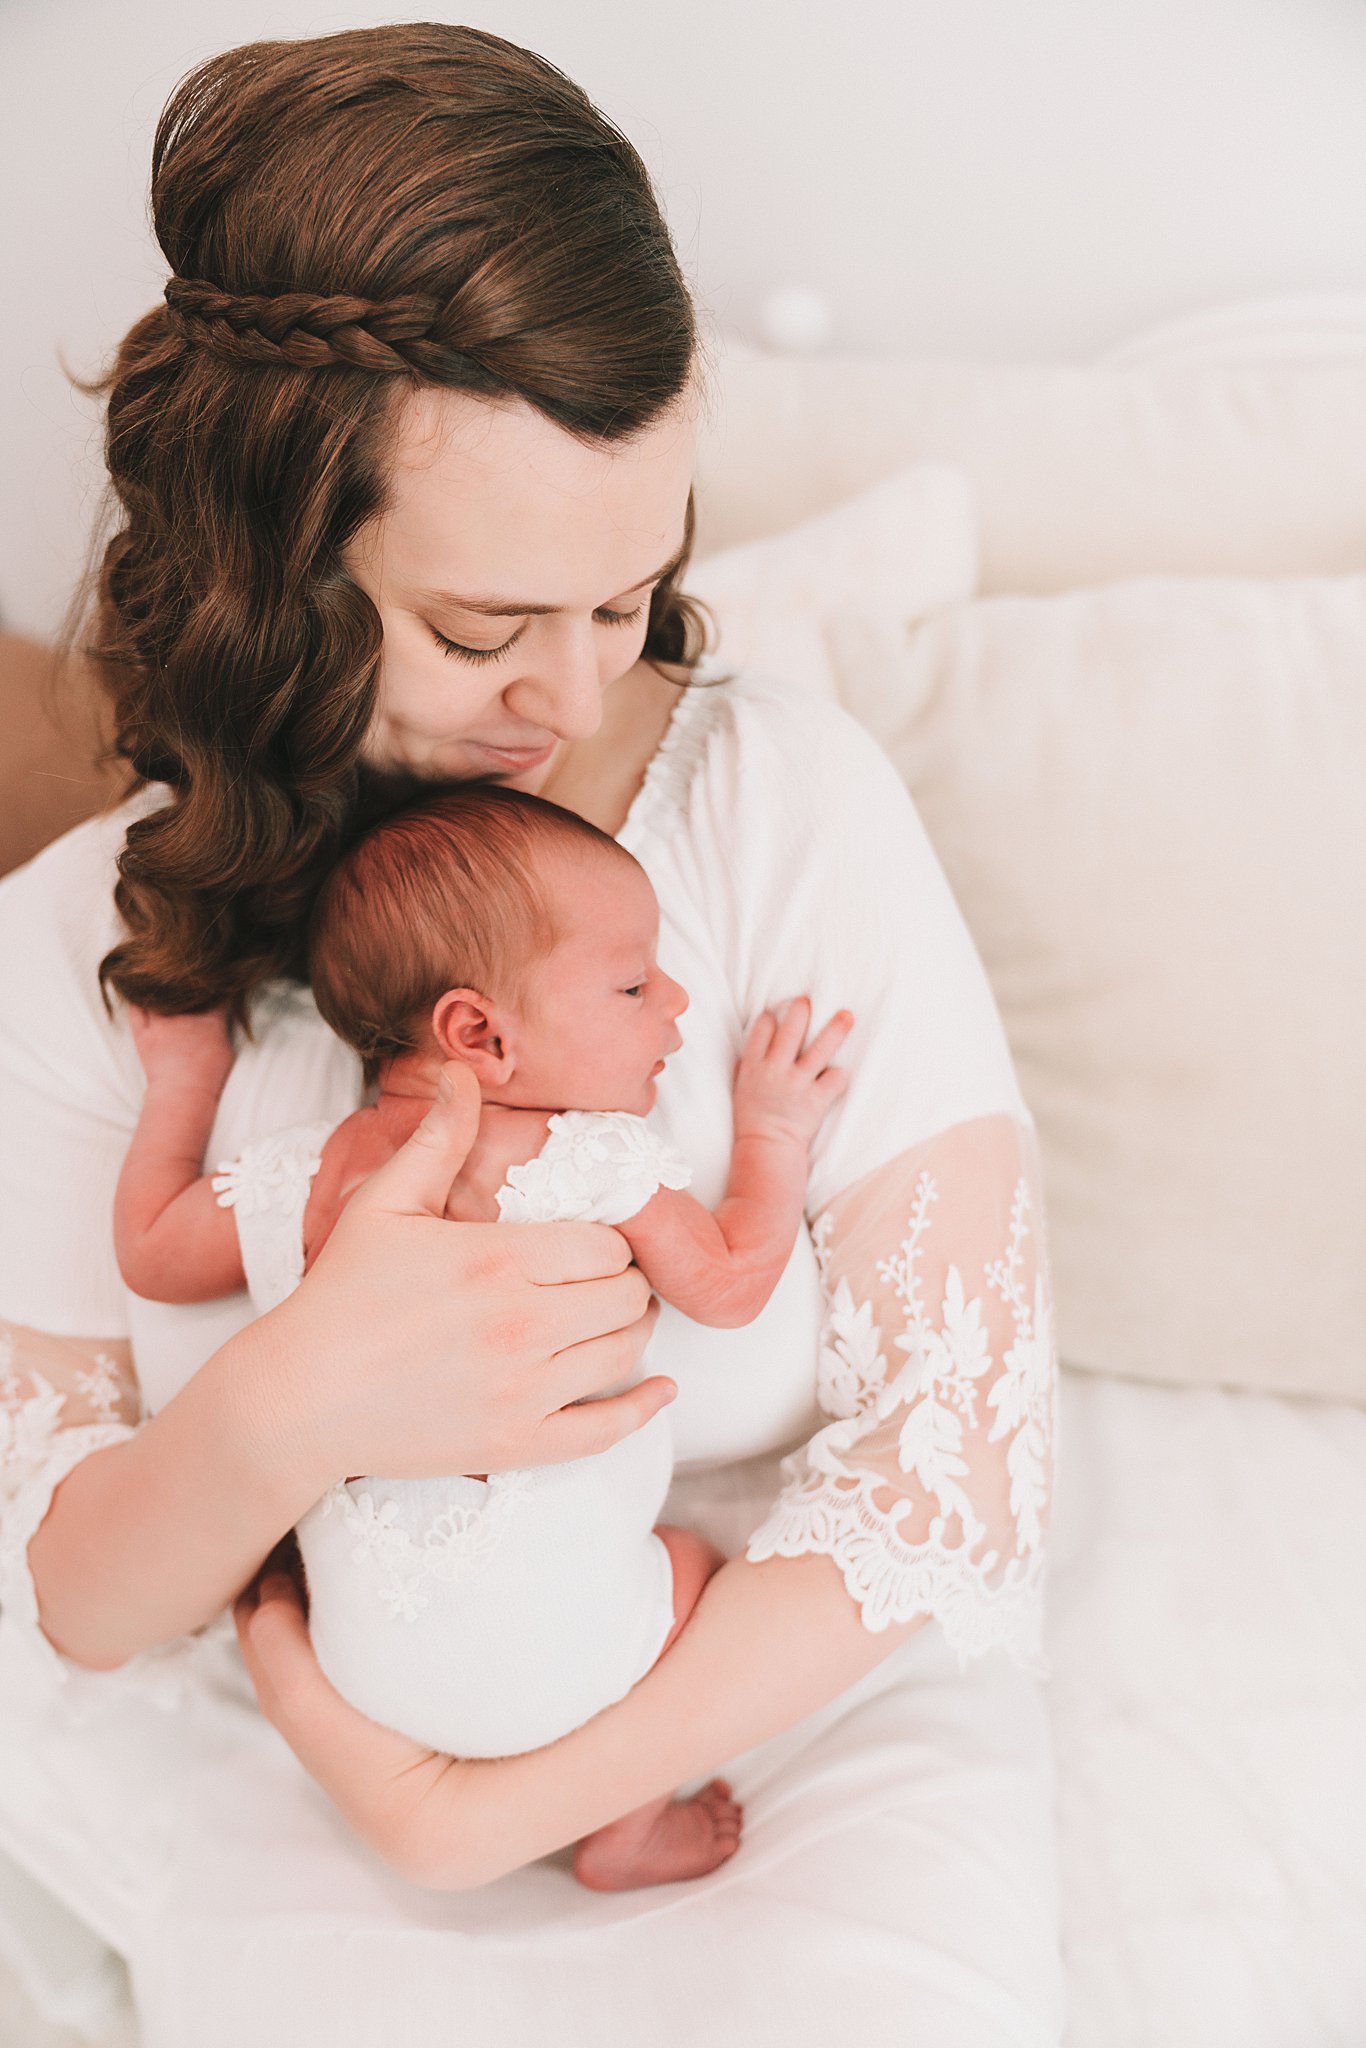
[758,285,834,355]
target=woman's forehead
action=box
[367,384,696,607]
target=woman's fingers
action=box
[234,1573,341,1741]
[506,1219,636,1286]
[537,1372,678,1462]
[525,1264,655,1369]
[545,1292,662,1408]
[346,1061,482,1222]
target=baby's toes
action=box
[695,1778,743,1840]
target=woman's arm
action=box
[15,1070,675,1674]
[235,1111,1054,1890]
[113,1005,244,1302]
[237,1543,925,1888]
[620,1000,852,1327]
[232,693,1058,1887]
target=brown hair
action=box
[308,783,633,1087]
[82,24,706,1025]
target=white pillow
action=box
[828,575,1366,1404]
[694,352,1366,594]
[686,465,977,701]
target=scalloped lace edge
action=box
[745,1466,1049,1676]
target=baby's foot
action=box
[571,1779,742,1892]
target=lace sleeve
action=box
[0,1320,228,1714]
[745,1113,1058,1674]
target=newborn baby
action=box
[114,783,852,1890]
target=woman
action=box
[0,25,1063,2046]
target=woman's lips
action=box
[472,740,556,771]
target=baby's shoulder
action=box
[449,1104,555,1222]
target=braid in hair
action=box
[162,278,492,382]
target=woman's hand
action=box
[233,1567,472,1879]
[256,1061,674,1494]
[234,1542,924,1892]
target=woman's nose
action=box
[503,625,604,742]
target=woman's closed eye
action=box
[432,600,649,665]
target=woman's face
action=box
[345,384,698,790]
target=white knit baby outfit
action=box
[212,1108,692,1756]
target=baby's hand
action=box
[731,997,853,1148]
[127,1002,236,1096]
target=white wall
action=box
[4,0,1366,636]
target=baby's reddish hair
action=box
[308,784,632,1084]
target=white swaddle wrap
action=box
[212,1109,691,1756]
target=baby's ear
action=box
[429,986,513,1081]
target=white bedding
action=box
[1048,1369,1366,2045]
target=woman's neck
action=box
[535,657,685,836]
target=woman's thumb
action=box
[356,1060,482,1219]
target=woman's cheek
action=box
[601,618,651,687]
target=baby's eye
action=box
[622,984,645,998]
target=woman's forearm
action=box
[406,1548,928,1888]
[28,1312,323,1672]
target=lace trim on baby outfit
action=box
[496,1110,692,1227]
[745,1119,1058,1674]
[211,1119,335,1315]
[307,1469,539,1623]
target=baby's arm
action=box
[619,997,852,1328]
[113,1005,246,1303]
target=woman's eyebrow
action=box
[413,542,688,618]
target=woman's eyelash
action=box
[432,627,522,666]
[431,599,648,665]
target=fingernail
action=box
[437,1067,454,1104]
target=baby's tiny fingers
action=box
[740,1010,778,1064]
[798,1009,855,1072]
[769,995,813,1060]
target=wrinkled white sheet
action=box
[1048,1370,1366,2047]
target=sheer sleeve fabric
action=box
[676,681,1057,1667]
[0,797,234,1711]
[0,1321,142,1689]
[745,1114,1058,1673]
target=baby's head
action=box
[308,785,688,1114]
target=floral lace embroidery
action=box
[497,1110,692,1227]
[0,1321,220,1713]
[0,1326,143,1490]
[308,1469,537,1622]
[211,1119,335,1315]
[745,1116,1058,1673]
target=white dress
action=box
[214,1112,689,1757]
[0,669,1066,2048]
